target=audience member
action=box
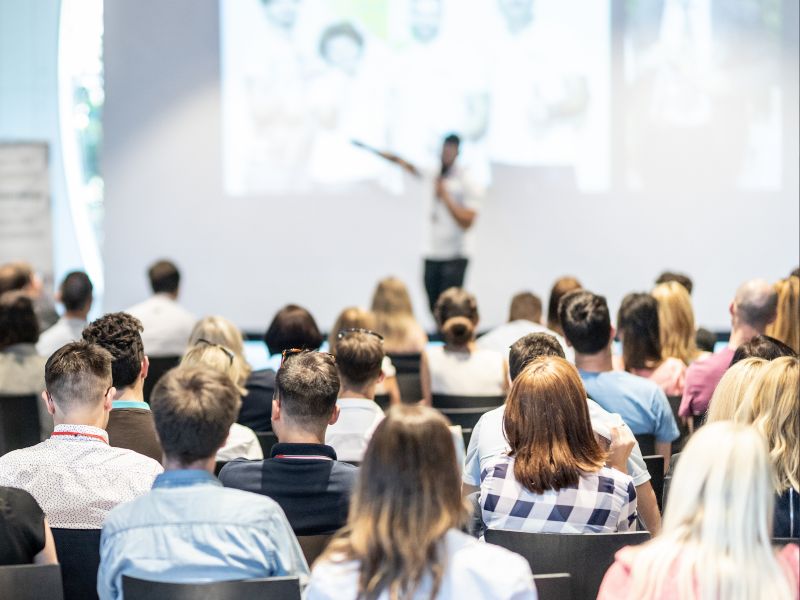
[180,341,262,461]
[694,327,717,353]
[220,351,358,535]
[546,275,582,336]
[127,259,195,356]
[0,261,57,330]
[480,356,638,534]
[598,422,799,600]
[560,290,679,462]
[326,329,386,462]
[0,487,57,565]
[97,367,308,600]
[679,279,777,417]
[464,332,661,534]
[617,292,686,396]
[705,357,768,425]
[651,281,704,365]
[370,277,428,354]
[82,312,162,462]
[188,315,252,388]
[421,288,507,404]
[765,275,799,352]
[654,271,693,295]
[477,290,571,360]
[0,341,162,528]
[730,334,797,365]
[37,270,93,357]
[0,291,50,437]
[307,405,536,600]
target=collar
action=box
[51,424,109,444]
[153,469,221,489]
[112,399,150,411]
[270,442,337,461]
[337,397,380,408]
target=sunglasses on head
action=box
[280,348,336,367]
[336,327,384,343]
[196,338,235,365]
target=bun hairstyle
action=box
[434,288,478,347]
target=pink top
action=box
[630,357,687,397]
[678,347,735,417]
[598,543,800,600]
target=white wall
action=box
[102,0,800,333]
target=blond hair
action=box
[652,282,700,364]
[187,316,251,383]
[329,306,377,352]
[749,357,800,493]
[706,357,768,425]
[624,422,795,600]
[370,277,427,353]
[765,276,799,353]
[181,341,248,396]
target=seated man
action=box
[464,332,661,534]
[220,351,358,535]
[559,290,679,464]
[82,312,162,462]
[97,367,308,600]
[0,341,162,529]
[325,329,386,462]
[36,270,93,357]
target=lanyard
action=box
[274,454,333,461]
[51,430,109,445]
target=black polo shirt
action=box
[218,442,358,536]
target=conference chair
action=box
[386,353,422,403]
[485,529,651,600]
[142,355,182,403]
[0,564,64,600]
[633,434,656,457]
[297,534,333,566]
[122,575,301,600]
[0,394,40,455]
[256,431,278,456]
[431,394,505,410]
[642,455,666,512]
[437,407,495,432]
[373,393,390,411]
[532,573,572,600]
[51,528,102,600]
[773,537,800,546]
[667,395,691,451]
[661,452,680,508]
[214,461,227,476]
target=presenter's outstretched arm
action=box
[436,178,476,230]
[351,140,420,177]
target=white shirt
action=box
[477,320,575,363]
[306,529,536,600]
[216,423,263,462]
[463,402,650,488]
[36,316,88,357]
[425,346,506,396]
[0,424,163,528]
[427,165,483,260]
[126,294,196,356]
[325,398,385,463]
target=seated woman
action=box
[616,293,686,396]
[480,356,637,534]
[306,405,536,599]
[598,422,799,600]
[371,277,428,354]
[546,275,582,337]
[0,486,57,565]
[421,288,507,404]
[181,341,263,462]
[651,282,706,365]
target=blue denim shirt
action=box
[97,469,308,600]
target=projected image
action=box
[220,0,611,195]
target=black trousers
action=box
[424,257,469,313]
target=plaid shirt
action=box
[480,456,637,534]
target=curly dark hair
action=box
[0,291,40,350]
[82,312,144,389]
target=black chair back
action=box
[386,353,422,403]
[485,529,651,600]
[633,434,656,457]
[438,407,493,431]
[142,356,182,403]
[214,461,227,476]
[0,394,40,455]
[387,353,421,374]
[667,395,690,451]
[51,528,101,600]
[122,575,301,600]
[297,534,333,566]
[0,564,64,600]
[373,393,390,411]
[256,431,278,456]
[642,455,665,512]
[432,394,505,410]
[773,537,800,546]
[533,573,572,600]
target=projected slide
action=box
[220,0,610,195]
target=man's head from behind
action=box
[0,261,38,296]
[335,330,384,393]
[59,271,93,316]
[148,260,181,296]
[732,279,778,333]
[151,367,240,466]
[43,341,114,423]
[0,291,39,350]
[655,271,693,295]
[559,290,612,355]
[509,291,542,324]
[273,351,340,438]
[509,333,566,381]
[82,312,147,393]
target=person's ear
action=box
[141,355,150,380]
[328,404,340,426]
[609,325,617,345]
[103,387,116,412]
[271,397,281,422]
[42,391,56,416]
[729,301,735,318]
[377,371,386,385]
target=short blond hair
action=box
[181,341,248,396]
[652,281,699,364]
[187,316,251,384]
[706,357,767,425]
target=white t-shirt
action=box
[425,346,506,396]
[325,398,385,463]
[126,294,195,357]
[477,320,574,363]
[427,164,483,260]
[36,316,87,358]
[306,529,536,600]
[216,423,263,462]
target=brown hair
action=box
[335,331,384,386]
[82,312,144,389]
[434,288,478,347]
[276,351,340,427]
[329,307,377,352]
[546,276,582,335]
[321,405,469,599]
[371,277,427,353]
[509,292,542,323]
[504,356,606,493]
[0,262,34,295]
[0,291,40,349]
[263,304,323,355]
[617,292,663,370]
[148,259,180,294]
[44,341,113,410]
[151,366,241,464]
[765,276,799,353]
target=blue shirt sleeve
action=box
[652,387,680,443]
[462,414,483,487]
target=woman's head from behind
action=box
[329,307,377,352]
[547,276,582,334]
[706,357,768,425]
[263,304,323,356]
[617,293,662,370]
[181,340,248,396]
[652,281,698,364]
[188,316,250,380]
[371,277,415,317]
[765,276,799,353]
[434,288,478,347]
[504,356,605,493]
[0,291,39,350]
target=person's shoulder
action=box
[308,553,360,598]
[218,457,264,481]
[445,529,531,578]
[0,485,42,514]
[213,485,289,520]
[107,446,163,473]
[778,543,800,571]
[597,465,634,489]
